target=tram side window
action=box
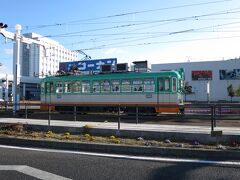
[41,83,45,94]
[144,79,154,92]
[64,82,72,93]
[101,80,111,93]
[165,78,170,91]
[133,79,143,92]
[46,83,50,94]
[82,80,90,93]
[72,81,81,93]
[92,81,100,93]
[172,78,177,92]
[56,82,63,93]
[112,80,120,92]
[159,79,164,91]
[121,80,131,92]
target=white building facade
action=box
[22,33,79,77]
[152,59,240,102]
[15,33,79,100]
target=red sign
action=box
[192,70,212,80]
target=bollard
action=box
[211,105,214,131]
[213,104,216,127]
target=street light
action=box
[0,22,8,29]
[0,22,50,115]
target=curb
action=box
[24,124,240,144]
[0,137,240,160]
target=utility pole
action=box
[0,22,49,115]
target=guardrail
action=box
[0,102,240,132]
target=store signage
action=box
[192,70,212,81]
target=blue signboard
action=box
[59,58,117,73]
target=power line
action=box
[79,35,240,51]
[21,0,232,31]
[41,7,240,40]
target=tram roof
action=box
[42,70,183,82]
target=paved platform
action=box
[0,118,240,143]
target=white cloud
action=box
[128,34,240,65]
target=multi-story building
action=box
[18,33,79,100]
[22,33,79,77]
[152,58,240,102]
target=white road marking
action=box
[0,165,72,180]
[0,144,240,166]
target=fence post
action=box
[213,104,216,127]
[25,103,28,119]
[211,105,214,131]
[74,106,77,121]
[48,104,51,127]
[136,105,139,124]
[118,104,121,130]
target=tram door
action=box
[156,77,178,113]
[42,82,54,110]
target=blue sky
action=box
[1,0,240,73]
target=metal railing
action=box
[0,102,240,131]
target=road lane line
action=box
[0,165,72,180]
[0,144,240,166]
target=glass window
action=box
[64,82,72,93]
[133,79,143,92]
[144,79,154,92]
[82,80,90,93]
[165,78,170,91]
[46,82,50,93]
[172,78,177,92]
[72,81,81,93]
[56,82,63,93]
[101,80,110,93]
[112,80,120,92]
[41,83,45,94]
[92,81,100,93]
[159,79,164,91]
[121,80,131,92]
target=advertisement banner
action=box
[59,58,117,73]
[219,69,240,80]
[192,70,212,80]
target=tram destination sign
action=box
[59,58,117,73]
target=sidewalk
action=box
[1,117,240,160]
[0,117,240,143]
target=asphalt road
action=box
[0,146,240,180]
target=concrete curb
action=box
[0,137,240,160]
[24,124,240,144]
